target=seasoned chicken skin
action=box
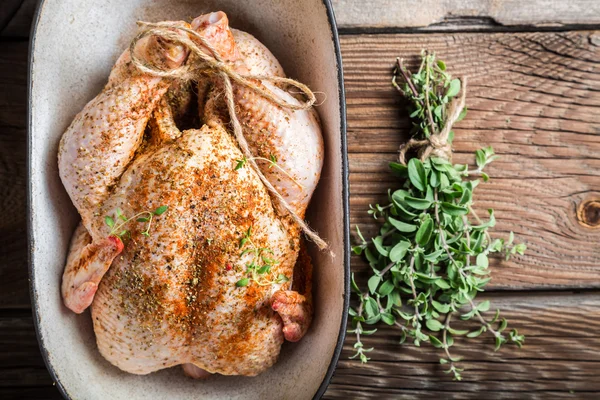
[197,12,324,216]
[58,12,323,377]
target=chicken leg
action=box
[59,33,188,314]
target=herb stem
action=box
[380,261,395,276]
[395,58,421,104]
[468,298,501,338]
[380,227,397,240]
[110,211,153,236]
[355,297,366,356]
[143,214,154,235]
[423,54,438,135]
[468,206,493,245]
[442,312,454,363]
[462,215,471,268]
[434,189,458,265]
[407,255,421,320]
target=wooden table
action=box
[2,1,600,398]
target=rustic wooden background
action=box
[1,0,600,398]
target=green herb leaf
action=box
[378,280,395,296]
[153,205,168,216]
[236,278,249,287]
[105,216,115,229]
[351,273,361,295]
[426,319,444,332]
[372,236,389,257]
[441,202,468,216]
[477,300,491,312]
[405,196,432,210]
[432,301,451,313]
[408,158,427,191]
[381,312,395,325]
[390,241,411,262]
[368,275,381,295]
[415,218,434,246]
[467,326,486,338]
[447,78,461,98]
[116,208,127,221]
[429,335,443,348]
[257,265,270,275]
[389,162,408,178]
[388,217,417,233]
[476,253,489,268]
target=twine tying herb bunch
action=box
[129,21,329,252]
[350,51,526,380]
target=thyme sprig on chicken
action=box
[349,51,525,380]
[104,205,168,239]
[235,226,290,288]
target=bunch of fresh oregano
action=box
[349,51,526,380]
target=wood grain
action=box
[2,294,600,399]
[0,388,62,400]
[342,31,600,290]
[0,0,36,38]
[0,40,30,309]
[333,0,600,31]
[3,1,600,38]
[0,312,55,397]
[327,292,600,399]
[0,312,47,369]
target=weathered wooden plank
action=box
[0,40,30,309]
[327,293,600,398]
[4,0,600,38]
[0,0,25,34]
[0,312,47,371]
[333,0,600,30]
[0,0,36,38]
[1,294,599,397]
[342,31,600,290]
[0,312,54,394]
[0,387,62,400]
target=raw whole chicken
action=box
[57,11,324,377]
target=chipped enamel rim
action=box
[27,1,349,398]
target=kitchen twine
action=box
[397,77,467,165]
[129,21,331,254]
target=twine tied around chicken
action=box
[397,76,467,166]
[128,21,331,253]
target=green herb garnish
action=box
[104,205,168,240]
[235,226,289,287]
[349,51,525,380]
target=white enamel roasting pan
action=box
[28,0,349,399]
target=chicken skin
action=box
[57,12,323,377]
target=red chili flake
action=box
[225,263,232,271]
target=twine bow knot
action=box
[397,77,467,166]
